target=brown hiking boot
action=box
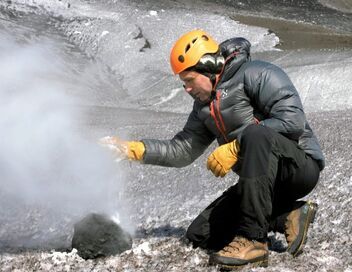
[285,201,318,257]
[209,236,268,270]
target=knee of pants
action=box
[241,124,272,147]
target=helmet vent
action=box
[185,43,191,53]
[170,30,218,74]
[178,55,185,63]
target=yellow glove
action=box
[99,136,145,161]
[207,140,240,177]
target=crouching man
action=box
[100,30,324,270]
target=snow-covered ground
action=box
[0,0,351,271]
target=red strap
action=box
[210,91,229,142]
[210,101,223,137]
[216,91,227,139]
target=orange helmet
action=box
[170,30,219,75]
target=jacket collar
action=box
[194,38,251,106]
[216,37,251,86]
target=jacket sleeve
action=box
[245,62,305,141]
[141,105,215,167]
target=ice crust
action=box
[0,0,351,271]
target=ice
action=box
[2,0,280,113]
[318,0,352,13]
[0,0,351,271]
[268,50,352,113]
[133,241,152,255]
[50,249,79,265]
[100,30,110,38]
[153,88,184,106]
[149,10,158,16]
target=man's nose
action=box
[183,84,192,93]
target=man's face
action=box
[179,70,213,102]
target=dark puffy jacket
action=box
[142,38,325,170]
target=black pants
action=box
[186,124,320,251]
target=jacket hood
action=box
[218,37,251,83]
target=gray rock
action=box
[72,213,132,259]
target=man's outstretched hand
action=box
[207,140,240,177]
[99,136,145,162]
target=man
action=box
[100,30,324,269]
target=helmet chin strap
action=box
[209,90,216,102]
[210,74,217,89]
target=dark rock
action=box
[72,213,132,259]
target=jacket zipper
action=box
[209,51,240,143]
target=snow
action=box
[149,10,158,16]
[153,88,184,106]
[132,241,152,255]
[1,0,280,114]
[0,0,351,271]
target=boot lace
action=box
[221,236,251,253]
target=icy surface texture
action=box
[2,0,279,113]
[0,0,351,271]
[260,49,352,113]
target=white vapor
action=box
[0,36,132,249]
